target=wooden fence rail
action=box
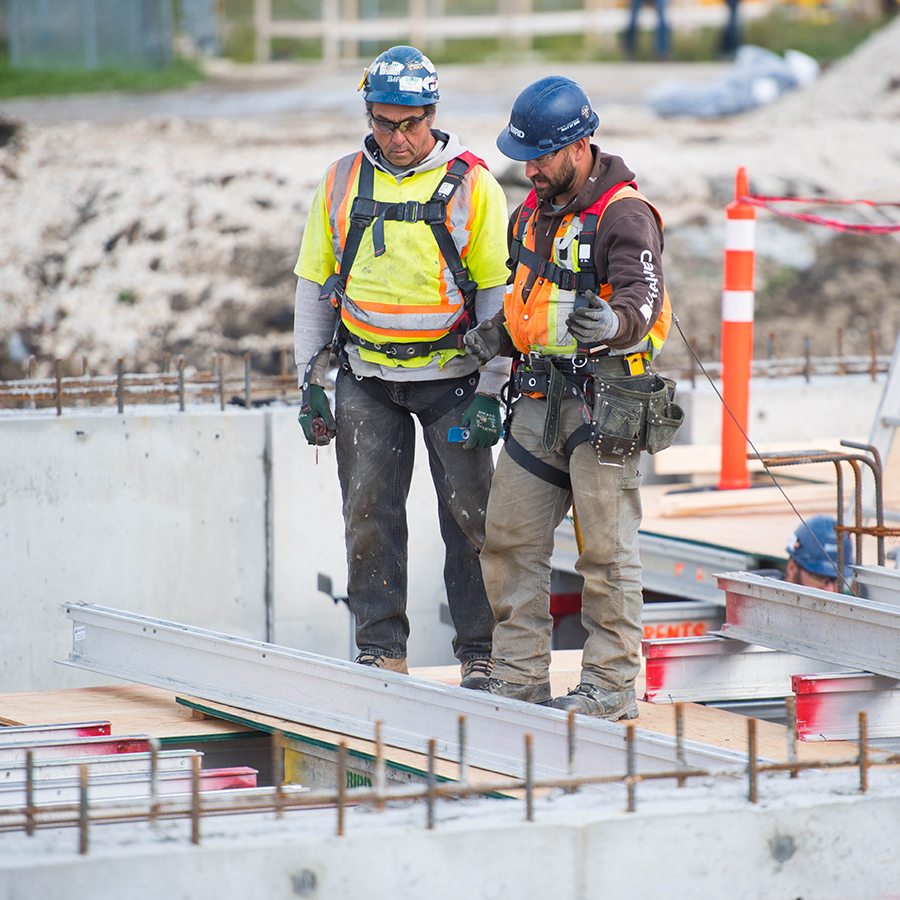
[253,0,774,63]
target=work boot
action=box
[355,650,409,674]
[549,683,638,721]
[479,678,552,705]
[459,657,493,690]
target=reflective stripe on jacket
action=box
[504,184,672,359]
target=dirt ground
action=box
[1,17,899,382]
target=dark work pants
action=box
[334,368,495,662]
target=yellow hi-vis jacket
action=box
[296,148,509,369]
[505,183,672,359]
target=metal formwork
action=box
[643,634,847,704]
[793,671,900,742]
[59,603,748,779]
[716,572,900,680]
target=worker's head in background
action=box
[785,515,853,592]
[496,76,600,207]
[360,45,439,168]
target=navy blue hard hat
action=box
[497,76,599,162]
[360,46,440,106]
[786,515,853,580]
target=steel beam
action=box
[793,671,900,742]
[643,635,847,704]
[716,572,900,679]
[60,603,749,779]
[853,565,900,607]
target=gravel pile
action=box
[1,16,899,381]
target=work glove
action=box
[464,319,505,366]
[460,394,502,450]
[566,290,619,345]
[298,384,337,446]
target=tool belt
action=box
[590,367,684,457]
[512,352,684,458]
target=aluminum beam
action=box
[60,603,749,779]
[793,671,900,742]
[0,735,151,764]
[0,766,258,809]
[0,721,110,741]
[643,635,847,704]
[716,572,900,680]
[0,750,200,785]
[853,565,900,607]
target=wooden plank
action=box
[653,438,860,479]
[658,482,836,518]
[174,695,507,789]
[0,684,256,741]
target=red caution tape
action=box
[739,194,900,234]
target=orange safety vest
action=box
[504,182,672,359]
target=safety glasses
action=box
[370,112,430,135]
[529,149,561,168]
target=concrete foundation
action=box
[1,767,898,899]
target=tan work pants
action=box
[481,393,643,690]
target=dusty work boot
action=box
[355,650,409,674]
[459,657,493,690]
[549,683,638,721]
[479,678,552,705]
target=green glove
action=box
[298,385,337,446]
[460,394,502,450]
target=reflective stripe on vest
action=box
[323,152,482,367]
[504,184,671,359]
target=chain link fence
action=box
[8,0,173,70]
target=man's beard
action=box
[530,153,577,203]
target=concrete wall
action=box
[2,769,899,899]
[674,373,884,446]
[0,404,455,693]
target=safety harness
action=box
[301,150,484,427]
[501,182,651,489]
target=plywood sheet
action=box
[0,684,255,741]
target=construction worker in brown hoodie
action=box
[465,76,681,720]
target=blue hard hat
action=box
[786,515,853,580]
[497,76,600,162]
[361,45,440,107]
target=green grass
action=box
[0,55,205,99]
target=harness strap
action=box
[341,367,479,428]
[320,153,480,312]
[505,432,571,491]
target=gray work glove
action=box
[566,290,619,344]
[463,319,504,366]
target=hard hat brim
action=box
[496,128,545,162]
[365,91,439,106]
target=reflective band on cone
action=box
[718,167,755,491]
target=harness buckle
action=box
[350,197,377,224]
[403,200,421,222]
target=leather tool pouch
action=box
[589,368,684,457]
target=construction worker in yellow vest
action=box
[293,46,510,687]
[465,76,681,719]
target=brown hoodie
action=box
[504,146,665,353]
